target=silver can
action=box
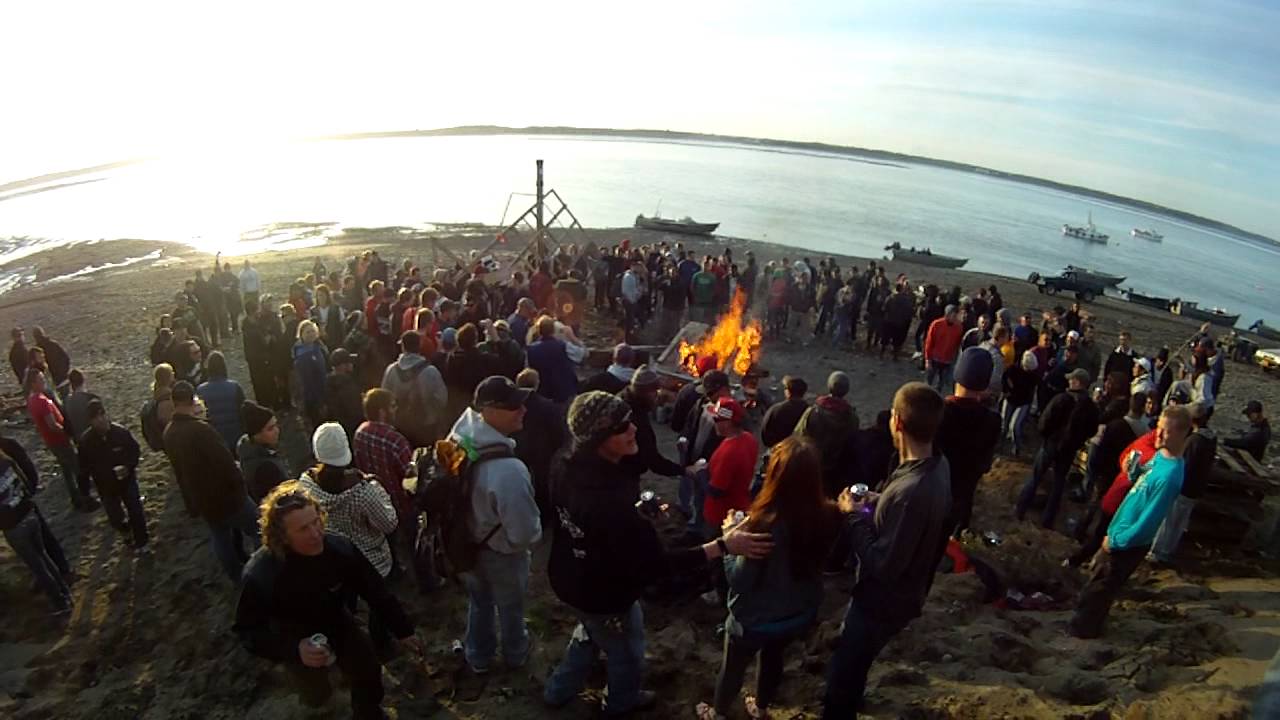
[310,633,336,666]
[850,483,870,501]
[732,510,747,524]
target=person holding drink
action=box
[77,399,149,552]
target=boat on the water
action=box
[634,214,719,236]
[1064,265,1125,288]
[1062,211,1108,243]
[1121,287,1171,311]
[883,242,968,269]
[1171,299,1240,328]
[1131,227,1164,242]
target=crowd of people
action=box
[1,240,1274,719]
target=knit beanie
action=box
[241,401,275,437]
[630,364,660,390]
[954,347,994,392]
[312,422,352,466]
[567,391,631,450]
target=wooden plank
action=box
[1236,449,1273,479]
[1218,451,1247,475]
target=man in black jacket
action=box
[823,382,950,719]
[760,376,809,448]
[1224,400,1270,462]
[1015,368,1098,530]
[323,349,364,439]
[543,391,771,715]
[8,327,28,385]
[163,382,258,581]
[31,327,71,396]
[512,368,569,528]
[934,348,1002,539]
[675,370,732,538]
[620,367,685,485]
[78,401,148,551]
[1150,402,1216,564]
[794,372,859,497]
[1102,331,1137,381]
[234,482,420,720]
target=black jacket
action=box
[760,398,809,448]
[323,371,364,437]
[163,413,247,522]
[580,370,628,396]
[0,437,39,493]
[8,341,27,384]
[848,455,951,625]
[513,392,569,495]
[934,396,1001,498]
[1093,417,1142,493]
[547,450,706,615]
[795,396,859,494]
[1002,365,1038,407]
[620,390,683,478]
[37,337,71,386]
[234,534,412,664]
[1038,389,1098,462]
[1103,348,1136,381]
[1224,419,1270,462]
[77,423,141,496]
[669,381,702,435]
[1181,427,1217,499]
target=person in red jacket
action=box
[704,398,760,605]
[924,304,963,392]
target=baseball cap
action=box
[1244,400,1263,415]
[1066,368,1091,384]
[1067,330,1081,340]
[709,397,745,424]
[699,369,730,396]
[473,375,531,410]
[330,348,356,366]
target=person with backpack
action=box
[446,376,541,675]
[1015,368,1099,530]
[77,400,149,553]
[238,401,291,502]
[543,390,774,715]
[381,330,447,449]
[233,481,421,720]
[298,423,400,654]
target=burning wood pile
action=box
[672,290,763,378]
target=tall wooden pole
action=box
[535,159,545,262]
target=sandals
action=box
[695,698,769,720]
[745,696,771,720]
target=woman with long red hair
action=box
[697,436,842,720]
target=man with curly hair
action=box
[233,482,421,720]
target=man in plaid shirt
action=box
[354,388,446,591]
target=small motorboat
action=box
[1121,287,1171,311]
[883,242,968,269]
[1131,227,1164,241]
[634,214,719,236]
[1062,211,1108,243]
[1248,320,1280,342]
[1171,299,1240,328]
[1064,265,1125,288]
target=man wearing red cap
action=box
[703,398,759,604]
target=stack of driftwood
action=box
[1188,446,1277,546]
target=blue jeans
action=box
[926,361,953,393]
[1015,447,1073,530]
[679,468,709,533]
[207,495,260,582]
[101,477,149,548]
[544,601,646,715]
[4,511,71,611]
[1150,495,1196,562]
[461,548,531,671]
[50,443,92,506]
[1000,400,1031,453]
[822,601,904,719]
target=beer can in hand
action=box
[310,633,336,667]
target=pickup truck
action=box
[1256,347,1280,372]
[1026,270,1109,302]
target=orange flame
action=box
[678,290,763,377]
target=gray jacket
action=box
[449,408,542,554]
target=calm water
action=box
[1,134,1275,326]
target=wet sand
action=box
[0,226,1276,719]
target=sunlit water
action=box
[1,134,1275,327]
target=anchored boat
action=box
[1064,265,1125,288]
[1171,299,1240,328]
[1131,227,1164,241]
[883,242,968,269]
[634,214,719,236]
[1062,211,1109,243]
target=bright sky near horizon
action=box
[4,0,1278,237]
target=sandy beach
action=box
[0,226,1276,719]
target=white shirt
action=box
[239,266,261,293]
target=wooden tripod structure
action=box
[466,160,592,276]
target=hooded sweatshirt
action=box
[381,352,448,444]
[298,467,398,576]
[448,408,542,554]
[237,435,291,502]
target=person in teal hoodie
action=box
[1069,404,1191,639]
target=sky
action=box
[4,0,1278,237]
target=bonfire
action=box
[678,289,763,377]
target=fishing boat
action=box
[634,214,719,236]
[1131,227,1164,241]
[1062,211,1109,243]
[1171,299,1240,328]
[1064,265,1125,288]
[1121,288,1171,311]
[883,242,968,269]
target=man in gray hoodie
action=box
[448,376,542,674]
[381,331,447,448]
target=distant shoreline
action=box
[3,126,1275,250]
